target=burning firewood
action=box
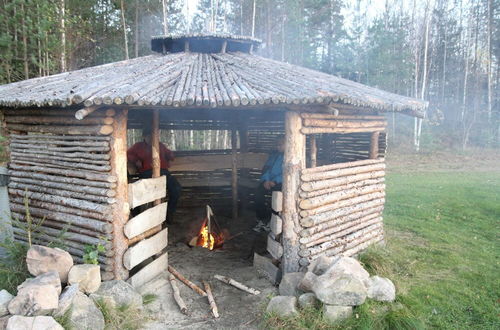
[213,274,261,295]
[169,274,189,315]
[203,281,219,318]
[168,265,207,297]
[189,205,225,250]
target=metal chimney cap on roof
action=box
[151,33,262,54]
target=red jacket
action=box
[127,141,174,172]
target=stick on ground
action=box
[213,274,261,295]
[168,265,207,296]
[203,281,219,318]
[169,274,189,315]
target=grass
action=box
[265,171,500,329]
[94,298,151,330]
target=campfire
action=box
[189,206,225,250]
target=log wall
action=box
[3,108,118,280]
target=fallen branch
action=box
[168,265,207,296]
[203,281,219,318]
[214,274,261,295]
[169,274,189,315]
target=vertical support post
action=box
[110,108,129,280]
[310,135,317,168]
[281,111,305,273]
[369,131,380,159]
[231,129,238,220]
[151,109,161,205]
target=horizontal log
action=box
[299,191,385,218]
[11,142,110,153]
[9,195,111,221]
[299,183,385,210]
[9,188,111,214]
[127,252,168,288]
[300,204,384,234]
[299,178,384,199]
[9,176,116,197]
[341,235,385,257]
[302,216,382,248]
[123,228,168,270]
[124,203,167,239]
[301,127,385,134]
[300,113,384,120]
[300,170,385,192]
[302,158,383,175]
[128,176,166,209]
[267,234,283,259]
[6,123,114,135]
[5,115,114,126]
[10,151,110,165]
[10,133,111,141]
[11,136,110,147]
[9,164,116,183]
[3,109,114,118]
[9,203,113,233]
[303,118,386,128]
[10,156,111,172]
[10,148,110,161]
[301,163,385,182]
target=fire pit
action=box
[189,206,225,250]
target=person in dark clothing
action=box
[127,128,181,223]
[254,136,285,232]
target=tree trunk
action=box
[60,0,67,72]
[120,0,129,60]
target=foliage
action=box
[83,241,106,265]
[142,293,158,306]
[265,170,500,329]
[94,298,150,330]
[53,307,74,330]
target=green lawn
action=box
[266,171,500,329]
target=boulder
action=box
[90,280,142,309]
[6,315,63,330]
[53,284,79,318]
[18,271,61,295]
[312,274,367,306]
[68,264,101,294]
[366,276,396,302]
[9,272,60,316]
[308,256,338,276]
[322,305,353,324]
[278,272,304,296]
[69,292,105,330]
[297,272,318,292]
[0,316,10,329]
[298,293,319,309]
[26,245,73,283]
[0,290,14,317]
[266,296,298,317]
[324,256,369,284]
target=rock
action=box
[366,276,396,302]
[0,290,14,317]
[322,305,353,324]
[68,264,101,294]
[297,272,318,292]
[278,272,304,296]
[266,296,298,317]
[298,293,319,309]
[9,272,60,316]
[6,315,63,330]
[53,284,79,318]
[308,256,338,275]
[312,274,367,306]
[0,316,10,329]
[324,256,370,284]
[69,292,105,330]
[26,245,73,283]
[18,271,61,295]
[90,280,142,309]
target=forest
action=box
[0,0,498,151]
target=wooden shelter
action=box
[0,34,426,285]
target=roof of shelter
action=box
[0,35,426,117]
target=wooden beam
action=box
[369,131,380,159]
[124,202,167,239]
[310,135,317,168]
[127,252,168,288]
[231,129,238,220]
[110,108,129,280]
[281,111,305,273]
[75,106,99,120]
[123,228,168,270]
[128,176,166,209]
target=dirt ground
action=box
[140,208,277,329]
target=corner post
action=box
[310,135,317,167]
[110,108,130,280]
[151,109,161,203]
[369,131,380,159]
[281,111,305,273]
[231,129,238,220]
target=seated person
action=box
[127,128,181,223]
[254,136,285,232]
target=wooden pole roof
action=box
[0,35,426,117]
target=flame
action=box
[195,219,224,250]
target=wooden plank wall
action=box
[3,108,117,280]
